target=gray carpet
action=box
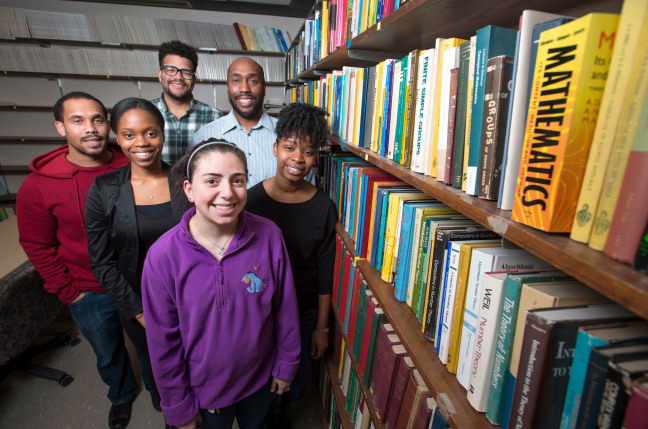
[0,310,324,429]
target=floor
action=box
[0,309,325,429]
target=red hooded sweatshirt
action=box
[17,144,128,304]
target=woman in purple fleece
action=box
[141,140,301,429]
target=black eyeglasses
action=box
[161,65,195,79]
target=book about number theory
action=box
[509,303,637,429]
[560,320,648,429]
[486,270,573,425]
[511,13,620,232]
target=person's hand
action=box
[270,377,292,395]
[71,292,86,303]
[178,412,202,429]
[311,330,329,359]
[135,312,145,328]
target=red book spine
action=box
[622,376,648,429]
[348,269,363,347]
[385,355,415,429]
[232,23,247,50]
[604,151,648,263]
[338,248,352,318]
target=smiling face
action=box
[158,54,196,103]
[184,151,247,230]
[115,108,164,169]
[227,58,265,121]
[273,133,316,183]
[55,97,110,161]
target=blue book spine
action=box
[435,247,452,351]
[347,168,359,236]
[394,203,416,300]
[559,331,609,429]
[375,194,391,272]
[370,189,387,267]
[501,371,516,429]
[380,61,394,157]
[355,175,369,251]
[357,68,370,146]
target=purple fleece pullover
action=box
[142,207,300,426]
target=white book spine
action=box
[411,49,433,173]
[438,241,461,363]
[499,10,568,210]
[456,250,494,389]
[466,272,507,412]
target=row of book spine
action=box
[330,241,449,429]
[286,0,411,79]
[0,6,291,52]
[293,0,648,273]
[0,45,287,83]
[321,145,648,427]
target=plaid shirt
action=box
[151,94,223,164]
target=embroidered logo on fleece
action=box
[242,266,267,293]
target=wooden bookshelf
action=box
[336,139,648,320]
[336,223,493,428]
[0,71,287,86]
[0,165,31,174]
[324,354,355,429]
[330,304,386,429]
[0,37,287,56]
[290,0,619,83]
[0,193,17,206]
[0,137,67,145]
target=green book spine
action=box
[452,40,472,188]
[362,309,386,388]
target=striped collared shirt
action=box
[151,94,223,164]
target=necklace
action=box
[193,220,235,256]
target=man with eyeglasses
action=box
[151,40,223,164]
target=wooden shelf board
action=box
[324,351,355,429]
[336,224,495,428]
[0,193,17,205]
[289,47,378,83]
[1,71,285,86]
[338,141,648,320]
[2,37,286,56]
[0,138,67,145]
[0,165,30,174]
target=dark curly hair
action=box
[275,103,328,150]
[158,40,199,71]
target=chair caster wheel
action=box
[59,374,74,386]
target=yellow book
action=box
[445,240,501,373]
[359,0,370,34]
[321,0,329,59]
[237,23,252,50]
[338,337,346,379]
[244,25,259,51]
[429,38,467,178]
[512,13,620,232]
[571,0,648,243]
[370,61,385,153]
[462,36,477,191]
[588,16,648,250]
[380,191,426,283]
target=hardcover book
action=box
[478,54,514,200]
[509,303,637,429]
[577,341,648,428]
[465,25,518,195]
[512,13,620,232]
[570,0,648,243]
[498,11,573,210]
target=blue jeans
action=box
[67,291,138,404]
[199,379,274,429]
[285,309,318,401]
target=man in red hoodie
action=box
[17,92,138,429]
